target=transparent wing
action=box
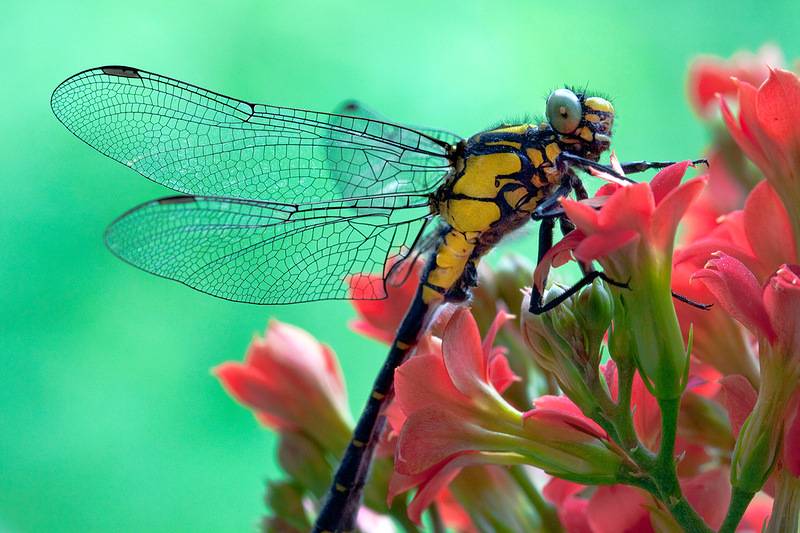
[334,100,464,146]
[51,66,453,203]
[104,194,430,304]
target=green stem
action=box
[650,398,712,533]
[718,486,756,533]
[656,398,679,478]
[509,465,563,533]
[613,359,641,452]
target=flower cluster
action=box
[213,46,800,532]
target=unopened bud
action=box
[521,288,598,414]
[495,254,534,313]
[263,481,310,533]
[471,262,499,331]
[608,302,635,366]
[679,392,735,452]
[278,432,331,497]
[575,278,614,340]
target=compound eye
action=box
[546,89,582,134]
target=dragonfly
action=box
[51,66,698,532]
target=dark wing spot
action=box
[101,66,141,78]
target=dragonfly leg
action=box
[531,179,573,222]
[558,152,637,183]
[529,216,556,312]
[620,158,708,175]
[528,271,630,314]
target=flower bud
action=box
[522,397,623,483]
[607,314,635,367]
[574,278,614,341]
[679,393,735,451]
[450,466,541,531]
[494,253,534,313]
[470,262,499,332]
[521,287,599,414]
[263,481,310,533]
[278,431,331,497]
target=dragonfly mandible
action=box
[51,66,687,532]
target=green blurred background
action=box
[1,1,798,531]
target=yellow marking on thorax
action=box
[585,113,601,123]
[485,140,523,150]
[579,127,594,141]
[441,199,501,232]
[545,142,561,163]
[527,148,544,168]
[452,152,521,198]
[503,187,528,209]
[491,124,530,135]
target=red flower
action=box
[783,390,800,477]
[720,376,800,481]
[557,162,705,270]
[676,180,797,280]
[536,161,706,400]
[388,309,522,521]
[694,259,800,491]
[543,468,733,532]
[348,258,422,344]
[687,44,783,117]
[680,148,750,245]
[389,308,624,522]
[215,320,352,453]
[720,68,800,243]
[693,257,800,353]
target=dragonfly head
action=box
[545,88,614,161]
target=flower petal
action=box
[488,351,520,394]
[543,477,585,505]
[763,264,800,355]
[650,161,691,205]
[481,310,514,358]
[395,407,491,475]
[442,308,489,396]
[587,485,653,533]
[681,468,731,529]
[691,253,776,341]
[782,389,800,477]
[718,375,758,437]
[533,230,585,290]
[573,230,638,262]
[395,353,465,417]
[561,198,601,234]
[756,68,800,153]
[650,176,707,251]
[214,362,295,430]
[744,181,798,270]
[596,182,655,231]
[405,453,473,524]
[720,90,770,174]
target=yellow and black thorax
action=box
[421,92,614,304]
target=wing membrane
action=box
[334,100,463,146]
[51,66,452,203]
[104,194,430,304]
